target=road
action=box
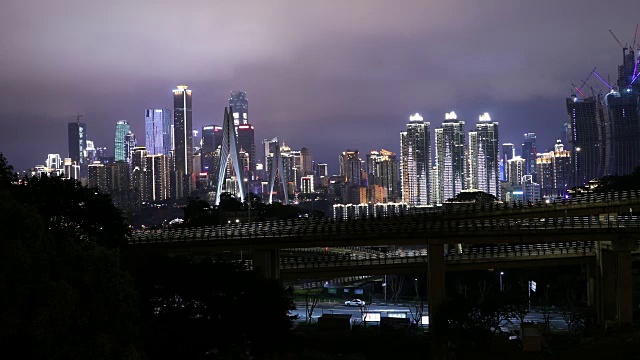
[291,301,571,331]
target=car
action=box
[344,299,365,307]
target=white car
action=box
[344,299,365,307]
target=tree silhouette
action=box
[12,175,129,248]
[0,188,142,359]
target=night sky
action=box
[1,0,638,173]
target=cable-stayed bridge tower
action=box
[214,107,245,205]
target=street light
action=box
[500,272,504,292]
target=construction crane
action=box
[609,29,626,49]
[592,70,613,90]
[632,24,638,51]
[571,83,586,97]
[574,67,596,96]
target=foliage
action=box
[183,197,219,226]
[0,152,17,188]
[447,190,498,203]
[134,256,296,358]
[12,175,129,248]
[595,166,640,192]
[0,190,143,359]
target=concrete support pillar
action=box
[428,243,446,359]
[616,249,633,325]
[252,249,280,280]
[595,239,634,327]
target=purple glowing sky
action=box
[1,0,638,172]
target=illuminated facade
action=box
[468,113,500,198]
[114,120,130,162]
[536,140,571,197]
[400,113,431,205]
[229,91,249,126]
[367,149,400,202]
[201,125,222,176]
[340,149,362,186]
[521,133,537,181]
[67,121,87,177]
[145,109,172,156]
[144,154,170,202]
[435,112,466,203]
[173,85,193,198]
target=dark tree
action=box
[0,190,142,359]
[134,256,296,359]
[0,152,17,188]
[12,175,129,248]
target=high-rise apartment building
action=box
[88,162,107,193]
[468,113,500,198]
[144,154,170,202]
[201,125,222,175]
[131,147,149,206]
[435,112,466,203]
[521,133,537,181]
[367,149,400,202]
[114,120,130,162]
[145,109,172,156]
[500,143,515,181]
[300,148,313,177]
[124,131,136,164]
[340,150,362,186]
[68,121,87,177]
[536,139,571,197]
[173,85,193,198]
[507,156,526,186]
[400,113,431,205]
[566,95,607,185]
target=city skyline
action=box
[1,1,639,174]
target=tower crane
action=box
[609,29,627,49]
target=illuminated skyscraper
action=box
[237,124,256,179]
[229,91,249,126]
[521,133,537,181]
[435,112,466,203]
[201,125,222,175]
[124,131,136,164]
[536,139,571,197]
[339,150,362,186]
[507,156,526,186]
[68,121,87,177]
[114,120,130,162]
[468,113,500,198]
[145,109,172,156]
[400,113,431,205]
[173,85,193,198]
[367,149,400,202]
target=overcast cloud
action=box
[1,0,638,171]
